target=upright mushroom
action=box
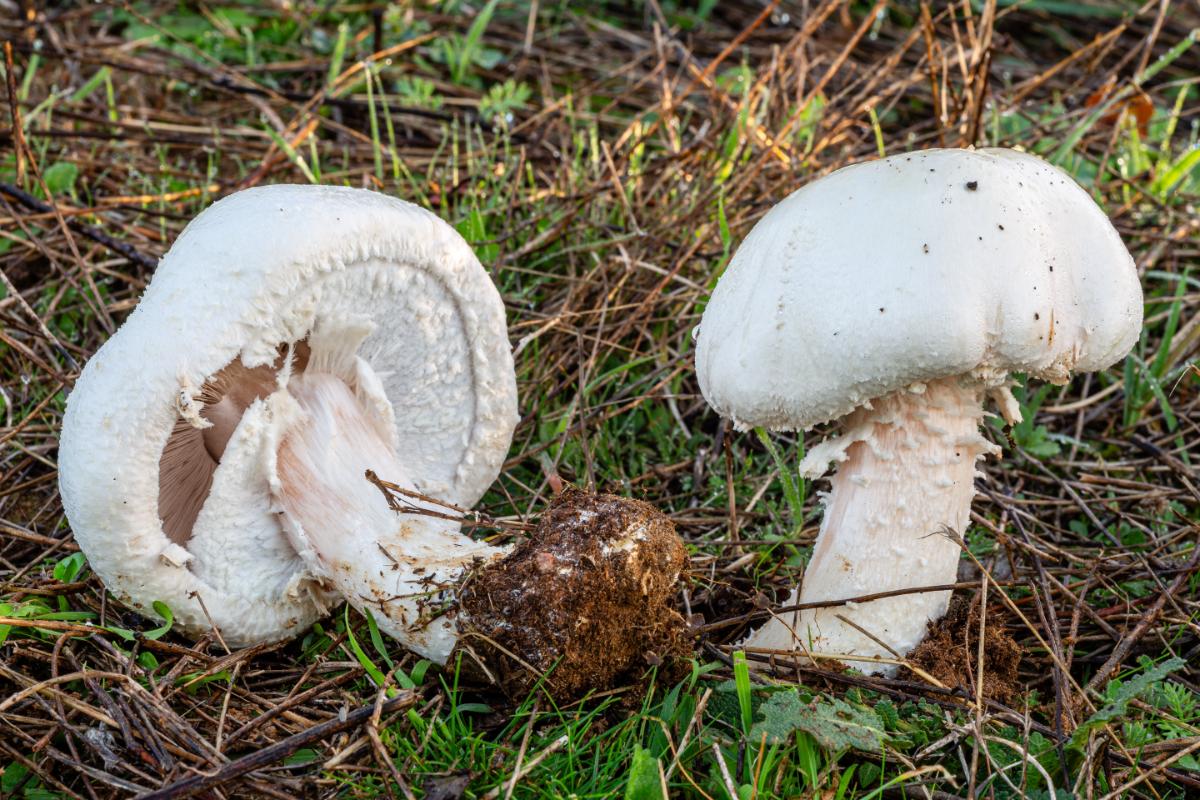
[60,185,519,656]
[694,148,1142,672]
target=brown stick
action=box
[3,41,27,184]
[1084,544,1200,693]
[137,691,417,800]
[693,581,1014,635]
[0,181,159,270]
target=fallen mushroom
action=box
[59,184,519,651]
[694,148,1142,673]
[61,185,687,694]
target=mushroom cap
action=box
[59,185,518,646]
[695,148,1143,430]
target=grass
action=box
[1,1,1199,798]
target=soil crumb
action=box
[905,596,1023,704]
[455,489,688,702]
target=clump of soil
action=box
[905,596,1023,704]
[454,489,688,702]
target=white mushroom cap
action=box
[59,185,518,647]
[696,148,1143,431]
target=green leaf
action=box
[283,748,320,766]
[144,601,174,640]
[732,651,752,734]
[857,760,881,787]
[1127,353,1178,432]
[262,125,317,184]
[27,787,66,800]
[707,679,744,727]
[104,625,136,642]
[874,698,900,730]
[1,760,30,794]
[1150,274,1187,379]
[457,0,501,81]
[473,47,504,71]
[365,607,395,671]
[212,8,256,30]
[176,669,232,693]
[409,659,431,687]
[479,80,531,125]
[868,106,886,157]
[750,692,886,754]
[707,678,795,731]
[52,552,86,583]
[69,66,112,103]
[345,607,402,696]
[1071,657,1188,747]
[1135,27,1198,86]
[1151,145,1200,198]
[979,0,1131,18]
[1021,425,1062,458]
[754,429,805,531]
[716,194,731,255]
[31,611,93,622]
[41,162,78,196]
[624,746,665,800]
[325,22,350,89]
[396,76,443,110]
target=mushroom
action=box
[59,184,518,656]
[694,148,1142,673]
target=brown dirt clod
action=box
[905,595,1024,705]
[454,488,688,703]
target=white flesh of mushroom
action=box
[745,376,997,666]
[267,328,502,662]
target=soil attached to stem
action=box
[905,595,1024,704]
[454,489,689,702]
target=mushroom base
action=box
[454,489,689,703]
[273,372,689,694]
[745,377,996,674]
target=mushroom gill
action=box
[158,342,310,545]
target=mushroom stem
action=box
[745,377,997,674]
[273,373,502,663]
